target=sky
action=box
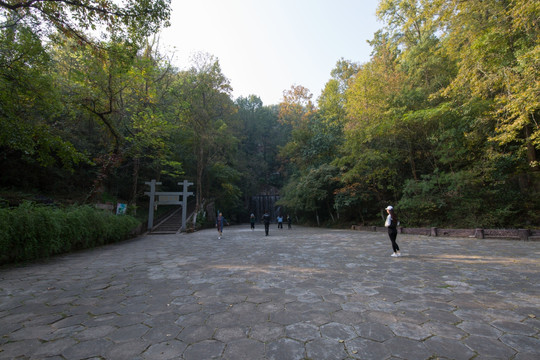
[158,0,383,106]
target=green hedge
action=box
[0,202,140,265]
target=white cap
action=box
[385,206,393,211]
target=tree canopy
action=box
[1,0,538,229]
[0,0,171,44]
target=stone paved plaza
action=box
[1,225,539,359]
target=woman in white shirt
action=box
[385,206,401,257]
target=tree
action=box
[278,164,340,225]
[334,32,404,217]
[120,39,178,207]
[0,22,86,177]
[431,0,540,170]
[278,85,315,128]
[365,0,540,227]
[278,79,347,223]
[278,85,318,171]
[0,0,172,201]
[235,96,284,208]
[318,58,358,127]
[170,53,237,213]
[50,36,177,204]
[0,0,171,45]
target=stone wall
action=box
[350,225,540,241]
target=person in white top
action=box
[385,205,401,257]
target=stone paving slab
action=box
[1,225,539,359]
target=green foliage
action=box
[1,0,538,233]
[169,53,238,210]
[277,164,340,221]
[273,0,540,228]
[0,23,87,170]
[432,0,540,165]
[0,202,140,265]
[399,165,528,228]
[0,0,171,46]
[209,161,242,214]
[235,96,286,194]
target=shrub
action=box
[0,202,140,265]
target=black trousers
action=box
[388,228,399,252]
[264,223,269,235]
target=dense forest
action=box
[1,0,538,229]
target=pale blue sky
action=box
[159,0,383,105]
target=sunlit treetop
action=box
[0,0,171,45]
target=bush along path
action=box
[0,202,140,265]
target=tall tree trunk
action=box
[85,153,121,203]
[524,124,538,170]
[408,140,418,181]
[196,144,204,212]
[130,157,140,215]
[327,201,335,223]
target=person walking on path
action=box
[216,212,228,239]
[385,206,401,257]
[250,213,256,230]
[277,215,283,229]
[287,215,292,229]
[262,210,271,236]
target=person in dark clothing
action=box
[287,215,292,229]
[250,213,256,230]
[262,211,271,236]
[385,205,401,257]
